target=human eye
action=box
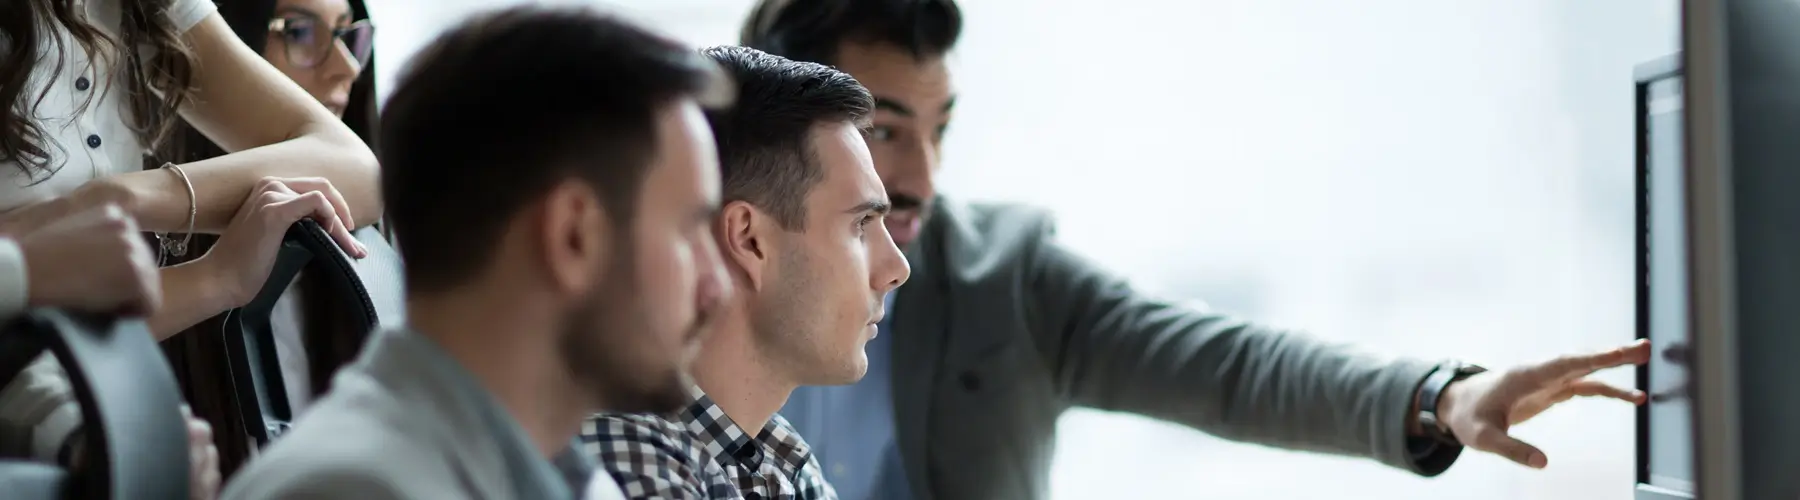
[856,213,878,237]
[283,20,318,45]
[867,126,895,142]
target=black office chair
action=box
[221,220,403,446]
[0,310,191,499]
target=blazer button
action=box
[85,134,101,148]
[959,371,981,392]
[75,77,90,91]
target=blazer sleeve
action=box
[1021,228,1453,475]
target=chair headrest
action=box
[286,220,405,331]
[222,220,403,445]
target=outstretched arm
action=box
[1024,228,1649,473]
[1023,236,1444,473]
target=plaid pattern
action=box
[581,388,837,500]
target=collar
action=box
[362,329,588,499]
[677,386,816,473]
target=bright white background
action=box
[365,1,1680,498]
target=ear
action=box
[537,179,611,298]
[717,200,774,291]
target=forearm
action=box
[1031,240,1440,468]
[147,262,234,341]
[1060,304,1437,462]
[1198,332,1438,469]
[105,127,379,233]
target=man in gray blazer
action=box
[744,1,1652,499]
[221,7,735,499]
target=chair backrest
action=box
[0,310,190,499]
[222,220,403,446]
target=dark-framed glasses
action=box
[268,15,373,69]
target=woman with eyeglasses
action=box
[154,0,385,486]
[255,0,374,119]
[0,0,376,498]
[248,0,379,423]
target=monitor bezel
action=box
[1632,53,1695,500]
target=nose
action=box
[878,138,939,248]
[322,37,363,83]
[871,222,912,294]
[883,137,939,206]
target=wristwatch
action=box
[1416,361,1487,446]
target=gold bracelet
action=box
[158,162,196,262]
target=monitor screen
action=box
[1636,56,1695,500]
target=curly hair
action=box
[0,0,197,180]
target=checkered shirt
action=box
[581,388,838,500]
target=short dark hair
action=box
[701,45,872,230]
[380,7,728,293]
[740,0,963,66]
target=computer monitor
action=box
[1680,1,1800,498]
[1633,54,1692,500]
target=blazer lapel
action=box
[890,208,954,500]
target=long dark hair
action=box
[0,0,197,178]
[156,0,378,479]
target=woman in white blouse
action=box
[152,0,390,482]
[0,0,378,497]
[0,0,375,333]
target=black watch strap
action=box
[1416,361,1487,446]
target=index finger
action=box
[1529,340,1652,381]
[288,178,357,231]
[279,192,363,259]
[289,178,364,258]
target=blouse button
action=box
[75,77,90,91]
[86,135,101,149]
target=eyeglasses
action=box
[268,15,373,69]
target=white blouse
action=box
[0,0,215,461]
[0,0,217,210]
[0,0,214,320]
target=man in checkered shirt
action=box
[582,45,911,500]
